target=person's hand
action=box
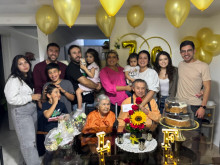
[195,90,204,98]
[80,63,87,71]
[55,84,66,93]
[32,94,41,101]
[95,83,102,91]
[141,107,149,115]
[52,96,59,105]
[195,107,205,118]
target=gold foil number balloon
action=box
[35,5,59,35]
[96,7,116,38]
[100,0,125,16]
[122,40,137,54]
[151,46,163,64]
[191,0,214,11]
[195,47,213,64]
[165,0,190,28]
[53,0,80,28]
[127,5,144,28]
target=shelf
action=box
[202,124,214,127]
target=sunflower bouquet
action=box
[124,97,147,134]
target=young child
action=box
[124,53,140,86]
[43,84,68,132]
[42,63,75,113]
[76,48,101,110]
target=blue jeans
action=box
[11,102,41,165]
[158,96,168,114]
[190,105,202,132]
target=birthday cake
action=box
[164,98,193,128]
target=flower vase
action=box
[130,132,142,144]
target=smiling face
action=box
[138,53,149,68]
[158,54,169,68]
[48,68,61,82]
[133,81,146,98]
[17,58,30,74]
[180,45,195,63]
[86,53,95,64]
[98,99,110,117]
[69,47,82,63]
[107,53,118,67]
[47,46,60,63]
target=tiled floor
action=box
[0,113,21,165]
[0,112,220,165]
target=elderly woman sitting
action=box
[82,94,116,134]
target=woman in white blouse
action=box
[137,50,160,110]
[154,51,178,114]
[4,55,41,165]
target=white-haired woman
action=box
[82,94,116,134]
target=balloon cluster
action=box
[35,0,80,35]
[165,0,214,28]
[97,2,145,37]
[182,28,220,64]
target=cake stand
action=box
[159,117,199,142]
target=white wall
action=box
[208,13,220,146]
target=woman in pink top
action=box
[100,50,131,115]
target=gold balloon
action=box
[53,0,80,28]
[195,47,213,64]
[122,40,137,54]
[181,36,201,49]
[96,7,115,38]
[35,5,59,35]
[202,34,220,56]
[151,46,163,64]
[197,28,213,43]
[127,5,144,28]
[100,0,125,16]
[165,0,190,28]
[191,0,214,11]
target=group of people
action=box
[4,40,211,164]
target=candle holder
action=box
[138,138,146,151]
[117,133,124,144]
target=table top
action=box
[42,129,217,165]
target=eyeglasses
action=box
[180,49,193,54]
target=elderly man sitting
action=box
[117,79,161,132]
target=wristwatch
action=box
[200,105,206,109]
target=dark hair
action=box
[47,43,60,52]
[127,53,138,65]
[45,84,57,95]
[68,45,81,55]
[45,63,60,74]
[138,50,151,68]
[9,55,33,89]
[154,51,175,81]
[132,79,147,88]
[86,48,101,67]
[180,40,195,51]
